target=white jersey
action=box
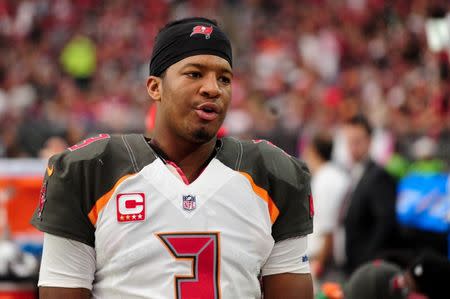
[32,134,313,298]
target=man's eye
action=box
[219,76,231,84]
[186,72,201,78]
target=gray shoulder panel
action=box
[31,134,156,247]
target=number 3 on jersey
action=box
[157,232,221,299]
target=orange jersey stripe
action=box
[88,174,134,226]
[239,172,280,224]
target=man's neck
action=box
[352,156,370,168]
[310,159,326,176]
[149,133,217,183]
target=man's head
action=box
[304,133,333,174]
[345,260,409,299]
[146,17,232,144]
[344,114,372,164]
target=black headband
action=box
[149,19,232,77]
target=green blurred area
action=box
[385,153,446,179]
[60,35,96,79]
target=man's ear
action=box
[147,76,162,101]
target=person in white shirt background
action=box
[303,132,349,285]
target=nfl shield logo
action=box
[182,195,196,211]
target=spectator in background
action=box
[344,249,450,299]
[404,249,450,299]
[339,114,399,273]
[344,260,409,299]
[303,133,349,281]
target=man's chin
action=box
[191,127,217,143]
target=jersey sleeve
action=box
[261,236,310,276]
[38,233,96,289]
[30,136,111,247]
[258,141,313,242]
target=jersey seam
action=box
[30,220,95,248]
[122,135,139,172]
[235,138,243,170]
[140,135,161,163]
[274,226,313,243]
[139,134,158,161]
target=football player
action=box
[32,17,314,299]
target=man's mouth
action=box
[195,103,220,121]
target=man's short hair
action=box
[346,114,373,136]
[311,133,333,162]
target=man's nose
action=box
[199,74,221,99]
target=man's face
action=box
[152,54,232,143]
[303,145,317,169]
[345,124,371,163]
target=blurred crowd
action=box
[0,0,448,169]
[1,0,450,298]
